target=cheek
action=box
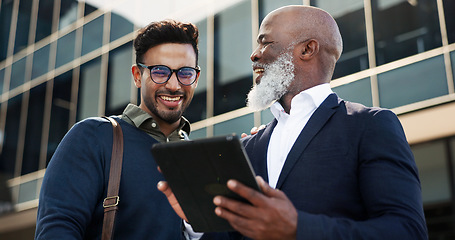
[142,80,159,97]
[184,86,196,101]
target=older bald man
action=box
[160,5,428,240]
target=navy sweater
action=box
[35,117,182,239]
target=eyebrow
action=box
[257,34,266,43]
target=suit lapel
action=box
[251,119,277,183]
[275,94,340,189]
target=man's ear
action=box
[132,65,142,88]
[298,39,319,60]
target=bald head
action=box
[262,5,343,62]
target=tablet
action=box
[151,134,260,232]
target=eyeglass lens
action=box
[150,66,197,85]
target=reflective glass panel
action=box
[22,84,46,175]
[47,71,72,164]
[0,68,4,95]
[443,0,455,44]
[14,0,33,54]
[35,0,54,43]
[451,137,455,174]
[0,153,13,213]
[412,140,450,204]
[451,51,455,86]
[214,114,254,137]
[312,0,368,79]
[0,0,13,61]
[0,94,23,178]
[372,0,442,65]
[110,3,134,42]
[10,56,27,90]
[185,19,207,123]
[190,128,207,140]
[18,179,38,203]
[261,108,274,124]
[59,0,78,30]
[56,30,76,68]
[84,2,97,16]
[333,78,372,107]
[378,56,447,109]
[259,0,304,21]
[82,15,104,56]
[214,1,253,115]
[32,44,50,79]
[78,57,101,120]
[106,42,133,116]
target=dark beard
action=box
[143,96,184,124]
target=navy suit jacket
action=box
[203,93,428,239]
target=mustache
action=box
[252,63,267,69]
[156,90,186,96]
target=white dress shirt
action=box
[184,83,333,238]
[267,83,333,188]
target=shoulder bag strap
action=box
[101,116,124,240]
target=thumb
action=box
[256,176,283,198]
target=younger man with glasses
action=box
[35,20,200,239]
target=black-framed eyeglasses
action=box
[137,63,200,86]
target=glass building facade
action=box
[0,0,454,238]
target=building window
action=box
[0,0,13,61]
[311,0,369,79]
[10,56,27,91]
[259,0,304,21]
[35,0,54,43]
[214,113,254,137]
[214,1,253,116]
[59,0,78,30]
[1,94,23,178]
[106,42,133,116]
[47,70,73,164]
[22,84,46,175]
[371,0,442,65]
[333,78,373,107]
[14,0,33,54]
[0,68,5,95]
[56,30,76,68]
[82,15,104,56]
[185,19,208,123]
[32,44,50,80]
[190,128,207,140]
[78,57,102,120]
[377,55,448,108]
[110,4,134,43]
[411,137,455,239]
[443,0,455,44]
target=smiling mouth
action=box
[160,96,182,102]
[254,68,264,74]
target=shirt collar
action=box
[121,103,191,141]
[270,83,333,120]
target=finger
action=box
[225,179,267,207]
[157,166,162,173]
[156,181,171,192]
[250,127,259,135]
[214,205,250,225]
[255,176,287,199]
[213,195,256,218]
[258,124,266,130]
[241,133,248,138]
[214,205,263,238]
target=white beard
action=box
[247,52,295,111]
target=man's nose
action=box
[250,46,262,62]
[165,72,181,91]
